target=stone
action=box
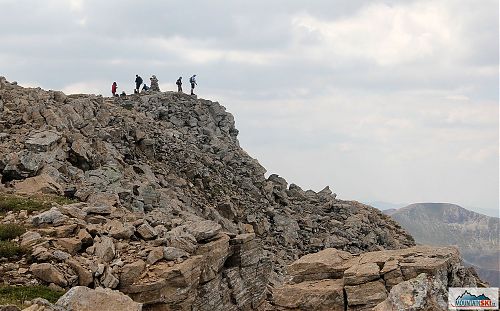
[67,258,93,286]
[120,260,146,287]
[100,267,119,289]
[272,279,345,311]
[374,273,448,311]
[345,280,387,308]
[31,208,68,226]
[146,247,164,265]
[53,250,71,261]
[30,263,67,287]
[163,246,190,261]
[13,174,63,195]
[83,205,112,215]
[188,220,222,242]
[136,222,157,240]
[108,220,135,240]
[343,262,380,285]
[20,231,42,247]
[55,237,82,255]
[195,234,230,283]
[25,131,61,152]
[56,286,142,311]
[94,236,115,263]
[287,248,352,282]
[0,306,20,311]
[166,226,197,253]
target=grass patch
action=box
[0,194,77,214]
[0,223,26,241]
[0,285,64,307]
[0,240,26,258]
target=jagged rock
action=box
[54,238,81,255]
[13,174,63,195]
[100,267,119,289]
[25,131,61,152]
[272,279,345,311]
[345,280,387,309]
[136,222,157,240]
[20,231,42,247]
[31,208,68,226]
[30,263,67,287]
[374,273,448,311]
[56,286,142,311]
[287,248,352,283]
[343,262,380,285]
[94,236,115,263]
[166,226,198,253]
[0,306,20,311]
[195,234,230,283]
[108,220,135,240]
[120,260,146,287]
[163,246,190,261]
[188,220,222,242]
[66,258,93,286]
[146,247,164,265]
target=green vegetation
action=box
[0,240,26,258]
[0,223,26,241]
[0,285,64,307]
[0,193,76,214]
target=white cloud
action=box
[290,2,461,66]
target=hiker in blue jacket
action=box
[135,75,143,93]
[189,75,197,95]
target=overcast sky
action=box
[0,0,498,216]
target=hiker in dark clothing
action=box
[120,91,126,97]
[142,84,150,92]
[135,75,143,93]
[111,82,117,97]
[189,75,197,95]
[176,77,182,93]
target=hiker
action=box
[111,82,117,97]
[135,75,143,93]
[150,75,160,91]
[120,91,126,97]
[189,75,197,95]
[176,77,182,93]
[142,84,150,92]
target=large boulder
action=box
[56,286,142,311]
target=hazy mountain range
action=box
[384,203,499,287]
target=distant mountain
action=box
[367,201,406,211]
[386,203,500,286]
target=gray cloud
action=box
[0,0,498,215]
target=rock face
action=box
[270,246,484,311]
[0,76,414,277]
[0,77,484,310]
[386,203,500,286]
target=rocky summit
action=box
[0,77,485,311]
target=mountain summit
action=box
[0,77,485,310]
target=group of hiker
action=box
[111,74,197,97]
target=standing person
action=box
[135,75,143,93]
[150,75,160,91]
[111,82,117,97]
[189,74,197,95]
[176,77,182,93]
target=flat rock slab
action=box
[273,279,345,311]
[56,286,142,311]
[25,130,61,152]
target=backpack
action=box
[189,76,195,84]
[176,79,181,85]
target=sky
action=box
[0,0,498,216]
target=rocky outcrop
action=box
[0,77,483,310]
[270,246,484,311]
[0,76,415,278]
[1,203,270,310]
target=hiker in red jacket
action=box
[111,82,118,97]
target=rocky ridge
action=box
[0,77,484,310]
